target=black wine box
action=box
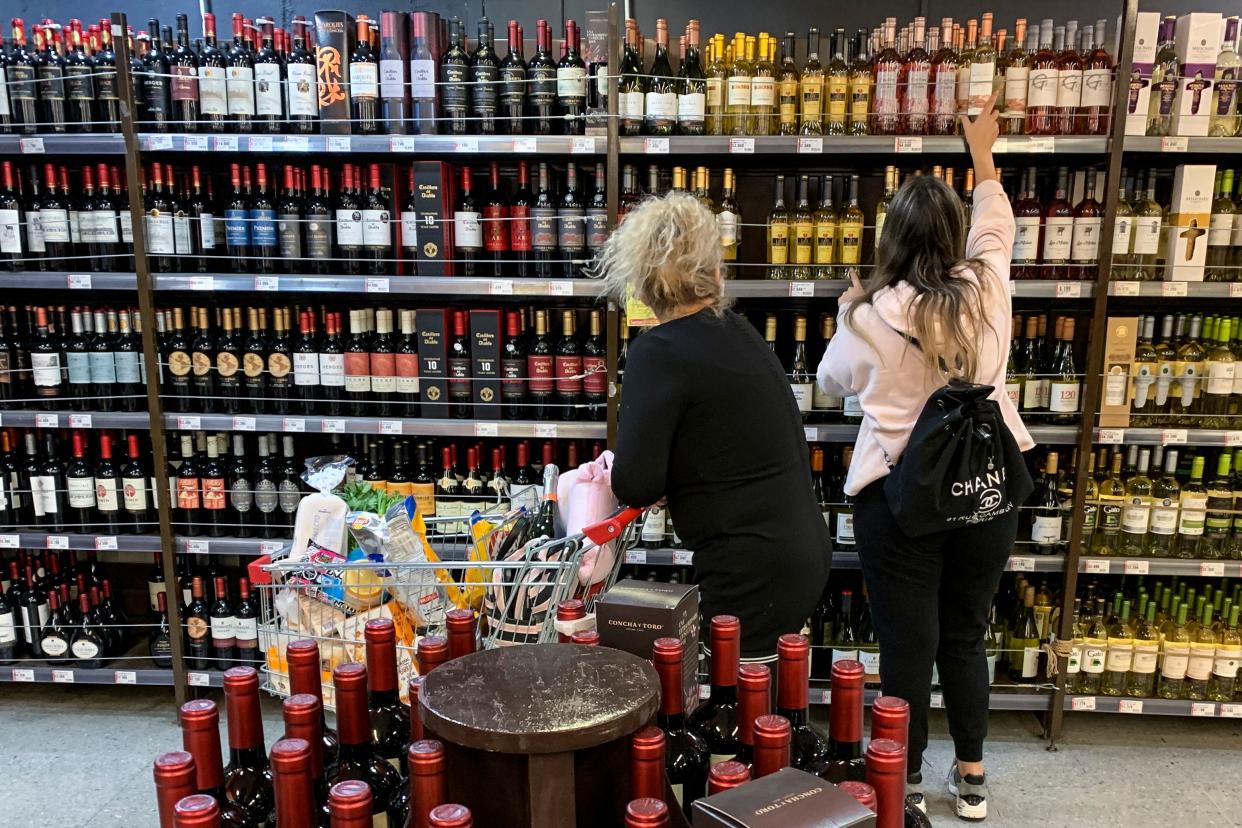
[314,10,355,134]
[408,161,454,276]
[692,769,877,827]
[469,310,502,420]
[415,308,449,417]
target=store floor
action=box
[3,684,1240,827]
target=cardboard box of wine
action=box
[691,768,877,827]
[1172,13,1224,136]
[1163,163,1216,281]
[1126,13,1162,136]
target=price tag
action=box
[571,137,596,154]
[185,135,210,152]
[283,418,306,433]
[548,281,573,297]
[148,134,175,150]
[788,282,815,297]
[1220,703,1242,718]
[176,416,202,430]
[321,418,346,434]
[1111,281,1141,296]
[673,549,694,566]
[625,549,647,565]
[213,135,239,152]
[1097,428,1126,444]
[12,668,34,682]
[221,417,254,434]
[18,137,45,154]
[513,136,538,153]
[364,278,390,293]
[248,135,273,153]
[1191,702,1216,717]
[490,279,514,295]
[1226,431,1242,447]
[114,670,137,685]
[1160,136,1189,152]
[804,426,818,442]
[1008,556,1035,572]
[1200,561,1226,577]
[94,536,118,551]
[1118,699,1144,714]
[35,413,59,428]
[453,137,479,153]
[45,535,68,550]
[1070,696,1096,711]
[67,274,92,290]
[259,540,285,554]
[380,420,403,435]
[51,669,74,683]
[1084,559,1111,574]
[1027,137,1055,153]
[188,671,211,687]
[1055,282,1082,298]
[728,137,755,154]
[895,136,923,153]
[1161,429,1188,445]
[327,136,352,152]
[796,137,823,154]
[0,535,18,549]
[534,423,558,438]
[254,276,279,292]
[390,135,417,152]
[1124,560,1150,575]
[474,422,499,437]
[68,414,93,429]
[644,137,670,154]
[1161,282,1188,297]
[185,539,209,555]
[188,276,215,291]
[929,693,944,709]
[282,136,310,153]
[1230,284,1242,298]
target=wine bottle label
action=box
[172,214,193,255]
[500,65,526,105]
[94,476,120,512]
[255,480,279,514]
[1048,380,1080,413]
[716,210,739,246]
[279,481,300,514]
[1031,514,1062,544]
[556,66,587,99]
[527,354,555,393]
[1187,645,1215,681]
[226,66,257,115]
[1112,215,1133,252]
[77,209,98,245]
[293,353,319,387]
[211,614,236,642]
[234,616,259,643]
[726,76,751,107]
[7,65,35,101]
[41,633,69,657]
[678,92,705,123]
[195,212,214,249]
[251,208,277,249]
[555,354,583,394]
[1081,644,1106,674]
[642,505,667,542]
[750,77,776,107]
[791,382,813,413]
[399,211,420,251]
[371,352,396,393]
[1066,643,1081,674]
[558,209,586,251]
[507,205,531,252]
[1080,68,1112,108]
[1003,67,1030,116]
[286,63,318,116]
[835,511,854,544]
[199,66,228,115]
[1132,217,1161,255]
[226,207,254,248]
[39,209,70,244]
[230,478,253,513]
[170,64,198,102]
[344,352,371,392]
[395,353,419,395]
[441,65,469,111]
[531,207,558,251]
[1213,648,1241,679]
[336,209,364,246]
[320,352,345,387]
[966,60,995,114]
[90,351,117,384]
[584,355,607,396]
[453,210,482,249]
[31,352,61,388]
[706,78,723,108]
[0,68,9,117]
[0,209,21,254]
[1209,212,1234,246]
[350,61,380,100]
[362,209,390,247]
[906,67,930,115]
[1026,68,1057,108]
[0,609,18,645]
[1149,502,1178,535]
[123,476,148,512]
[67,351,91,386]
[1206,360,1236,395]
[1162,645,1190,679]
[1071,217,1101,262]
[470,65,499,113]
[201,477,226,511]
[448,356,471,400]
[839,223,862,264]
[1104,642,1133,673]
[643,90,676,124]
[186,614,209,642]
[875,66,900,114]
[1056,69,1083,109]
[403,58,435,99]
[1042,216,1073,261]
[275,212,301,259]
[1009,216,1040,262]
[254,63,283,115]
[857,649,880,674]
[27,211,45,253]
[1128,643,1158,675]
[67,477,96,509]
[768,223,789,264]
[176,476,201,510]
[812,381,841,411]
[37,65,66,101]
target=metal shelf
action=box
[727,280,1093,299]
[139,133,605,155]
[0,664,193,686]
[618,135,1107,155]
[0,531,287,556]
[1108,281,1242,298]
[154,273,597,297]
[1093,427,1242,447]
[804,423,1080,444]
[0,134,126,155]
[1066,694,1242,717]
[0,411,148,429]
[0,272,137,290]
[1077,556,1242,577]
[804,686,1051,710]
[1123,136,1242,154]
[163,412,606,439]
[627,547,1065,573]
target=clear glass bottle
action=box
[1120,449,1153,557]
[1209,17,1241,138]
[766,175,790,280]
[777,32,800,136]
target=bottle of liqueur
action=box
[652,637,708,813]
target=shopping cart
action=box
[249,505,644,704]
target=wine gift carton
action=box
[692,768,877,827]
[415,309,450,417]
[408,161,454,276]
[596,579,700,716]
[1163,163,1216,281]
[469,310,502,420]
[1099,317,1139,429]
[314,10,356,134]
[1172,12,1224,136]
[1126,13,1163,136]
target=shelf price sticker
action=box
[1123,560,1149,575]
[184,135,210,152]
[51,669,74,684]
[929,693,944,709]
[797,137,823,154]
[894,136,923,153]
[232,416,256,432]
[1225,431,1242,447]
[548,281,573,297]
[1070,696,1096,711]
[728,137,755,154]
[1118,699,1144,714]
[19,137,45,154]
[512,136,538,153]
[254,276,279,292]
[1200,561,1226,577]
[1097,428,1126,445]
[788,282,815,297]
[1026,137,1055,154]
[282,418,306,433]
[185,539,209,555]
[248,135,273,153]
[94,536,118,551]
[625,549,647,565]
[321,418,346,434]
[1083,559,1110,574]
[1008,556,1035,572]
[114,670,137,685]
[534,423,558,438]
[571,137,597,154]
[699,684,712,700]
[326,136,352,153]
[176,416,202,430]
[45,535,68,549]
[490,279,514,295]
[281,136,310,153]
[1160,136,1189,152]
[1055,282,1082,298]
[364,278,390,294]
[68,414,93,428]
[804,426,818,442]
[390,135,417,152]
[1230,284,1242,298]
[1111,281,1141,297]
[259,541,285,555]
[1160,429,1188,445]
[1190,702,1216,717]
[188,672,211,687]
[188,276,215,291]
[67,274,92,290]
[673,549,695,566]
[453,137,479,153]
[644,137,670,154]
[1219,703,1242,719]
[379,420,403,435]
[474,422,499,437]
[0,535,19,549]
[213,135,239,152]
[35,413,59,428]
[12,668,35,682]
[1161,282,1188,297]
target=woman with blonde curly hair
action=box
[601,190,831,662]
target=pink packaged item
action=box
[557,450,621,585]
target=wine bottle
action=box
[286,638,341,776]
[364,619,411,769]
[154,751,198,828]
[813,660,866,782]
[225,13,256,133]
[281,694,332,826]
[183,575,210,670]
[402,739,448,828]
[329,663,403,822]
[652,637,708,812]
[689,615,741,762]
[529,463,560,538]
[775,633,828,770]
[252,18,284,133]
[210,575,236,669]
[149,590,174,669]
[270,738,320,828]
[752,714,792,778]
[629,725,666,803]
[222,667,276,825]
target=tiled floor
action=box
[2,684,1239,826]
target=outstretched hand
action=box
[960,89,1001,155]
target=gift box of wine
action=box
[691,768,877,827]
[1163,164,1216,281]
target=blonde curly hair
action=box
[598,191,728,320]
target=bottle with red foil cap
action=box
[417,635,449,674]
[707,760,750,794]
[865,738,906,828]
[329,663,402,821]
[154,751,198,828]
[173,794,223,828]
[689,615,741,760]
[570,629,600,645]
[286,639,340,776]
[556,598,586,642]
[751,714,791,779]
[328,779,373,828]
[445,608,477,659]
[281,694,331,825]
[270,738,318,828]
[870,696,910,747]
[625,798,669,828]
[222,667,275,826]
[397,739,448,828]
[810,659,865,782]
[839,780,878,812]
[775,633,828,770]
[364,619,411,767]
[731,663,770,767]
[178,699,249,827]
[428,803,473,827]
[652,637,708,812]
[629,725,665,803]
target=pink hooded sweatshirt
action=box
[816,177,1035,497]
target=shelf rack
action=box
[625,547,1068,573]
[0,531,288,556]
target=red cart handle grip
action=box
[582,507,645,546]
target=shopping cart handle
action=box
[582,507,645,545]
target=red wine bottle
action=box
[555,599,585,643]
[286,638,341,776]
[282,694,332,826]
[173,794,223,828]
[178,700,250,827]
[270,737,319,828]
[328,780,373,828]
[445,607,477,660]
[402,739,448,828]
[871,695,910,747]
[415,635,449,674]
[428,804,473,827]
[625,799,667,828]
[222,667,276,825]
[812,659,866,782]
[865,738,906,828]
[329,663,402,822]
[183,575,211,669]
[752,714,791,779]
[689,615,741,760]
[154,751,198,828]
[731,662,769,768]
[209,575,236,668]
[707,760,750,795]
[629,725,665,803]
[775,633,828,770]
[364,619,411,767]
[652,637,708,812]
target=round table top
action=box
[419,643,660,754]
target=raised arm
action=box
[961,90,1014,277]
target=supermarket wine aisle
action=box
[0,685,1237,827]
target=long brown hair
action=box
[843,174,995,380]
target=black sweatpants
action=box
[853,479,1019,775]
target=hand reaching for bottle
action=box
[960,89,1001,183]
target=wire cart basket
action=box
[249,506,644,705]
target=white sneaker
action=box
[906,771,928,816]
[947,763,988,821]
